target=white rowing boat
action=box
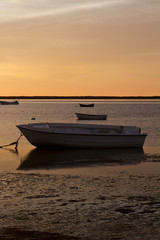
[17,122,147,148]
[76,112,107,120]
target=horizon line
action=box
[0,96,160,99]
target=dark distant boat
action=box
[79,103,94,107]
[17,122,147,148]
[0,100,19,105]
[76,112,107,120]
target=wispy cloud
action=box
[9,0,22,2]
[0,0,129,22]
[0,0,159,25]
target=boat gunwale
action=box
[16,125,147,137]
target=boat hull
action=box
[0,100,19,105]
[17,125,147,148]
[76,113,107,120]
[79,103,94,107]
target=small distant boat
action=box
[0,100,19,105]
[17,122,147,148]
[76,112,107,120]
[79,103,94,107]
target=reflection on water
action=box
[18,148,146,170]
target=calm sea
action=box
[0,99,160,172]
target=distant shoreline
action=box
[0,96,160,99]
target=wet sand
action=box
[0,164,160,240]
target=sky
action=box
[0,0,160,96]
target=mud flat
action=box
[0,157,160,239]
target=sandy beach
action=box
[0,162,160,240]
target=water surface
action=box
[0,99,160,172]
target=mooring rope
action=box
[0,133,23,150]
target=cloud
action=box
[0,0,129,22]
[9,0,22,2]
[0,0,160,25]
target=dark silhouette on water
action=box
[79,103,94,107]
[17,148,146,170]
[0,100,19,105]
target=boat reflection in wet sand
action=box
[17,148,146,170]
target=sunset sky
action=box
[0,0,160,96]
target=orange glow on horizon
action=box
[0,0,160,96]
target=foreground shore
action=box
[0,160,160,240]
